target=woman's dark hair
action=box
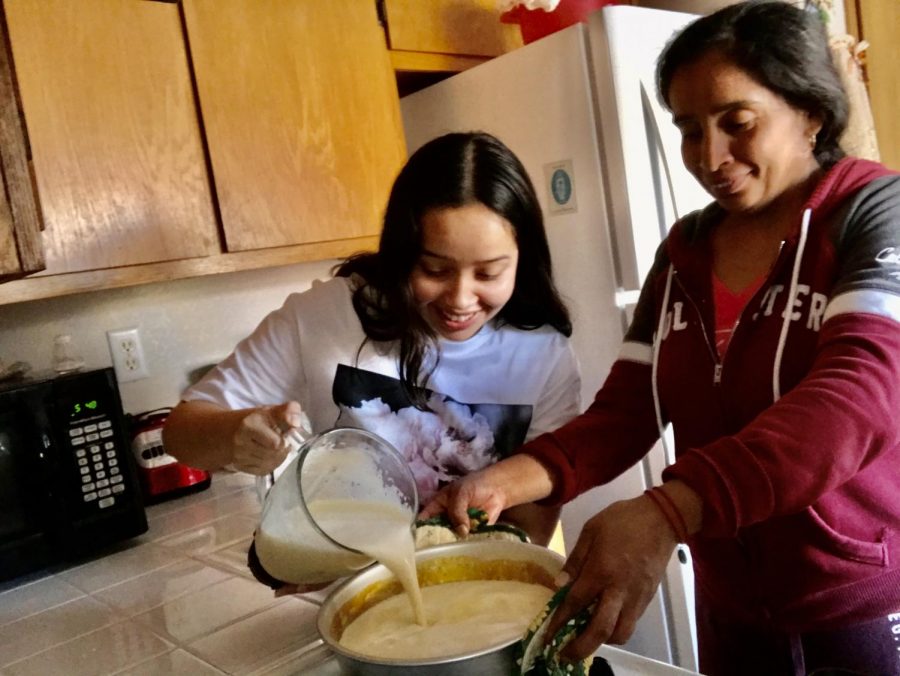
[335,131,571,408]
[656,0,849,167]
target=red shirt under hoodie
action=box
[524,158,900,632]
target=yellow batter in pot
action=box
[338,579,553,660]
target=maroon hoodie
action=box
[524,158,900,631]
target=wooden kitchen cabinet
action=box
[0,0,400,306]
[183,0,406,253]
[3,0,219,277]
[846,0,900,170]
[0,9,43,282]
[384,0,523,71]
[383,0,525,97]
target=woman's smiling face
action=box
[410,203,519,342]
[668,49,822,215]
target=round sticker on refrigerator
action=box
[544,160,577,215]
[551,169,572,205]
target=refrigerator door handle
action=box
[640,82,682,234]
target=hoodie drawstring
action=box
[772,208,812,402]
[650,207,811,457]
[652,264,675,464]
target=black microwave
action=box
[0,367,147,582]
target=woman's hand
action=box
[419,454,558,536]
[547,494,679,660]
[419,467,510,536]
[230,401,304,476]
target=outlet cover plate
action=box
[106,327,149,382]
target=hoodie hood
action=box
[806,157,899,217]
[668,158,898,256]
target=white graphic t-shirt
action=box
[184,277,581,502]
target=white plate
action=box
[597,644,702,675]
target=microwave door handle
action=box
[23,391,66,514]
[24,390,54,463]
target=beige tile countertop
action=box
[0,471,335,676]
[0,473,700,676]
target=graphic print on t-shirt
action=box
[331,364,532,502]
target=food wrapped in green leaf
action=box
[413,508,529,550]
[516,585,596,676]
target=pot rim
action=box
[316,539,564,667]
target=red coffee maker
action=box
[130,408,211,503]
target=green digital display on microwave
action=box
[70,399,100,417]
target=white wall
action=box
[0,260,335,414]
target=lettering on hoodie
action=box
[658,285,829,343]
[889,612,900,660]
[661,302,688,340]
[752,283,827,331]
[875,247,900,280]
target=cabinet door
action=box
[183,0,406,253]
[0,192,16,278]
[854,0,900,169]
[0,185,22,279]
[384,0,522,57]
[0,11,43,280]
[4,0,219,275]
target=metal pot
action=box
[317,539,564,675]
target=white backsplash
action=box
[0,260,335,414]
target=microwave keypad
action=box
[69,419,126,509]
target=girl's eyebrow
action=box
[420,249,511,265]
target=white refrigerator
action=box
[401,5,711,670]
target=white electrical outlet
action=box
[107,327,150,382]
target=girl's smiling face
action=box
[668,49,822,215]
[410,203,519,342]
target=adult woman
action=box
[422,3,900,674]
[163,131,581,548]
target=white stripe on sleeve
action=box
[823,289,900,324]
[618,341,653,365]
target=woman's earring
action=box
[809,133,818,149]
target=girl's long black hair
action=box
[335,131,571,408]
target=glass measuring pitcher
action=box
[254,427,418,585]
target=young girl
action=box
[163,131,582,548]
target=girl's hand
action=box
[231,401,304,475]
[546,494,679,659]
